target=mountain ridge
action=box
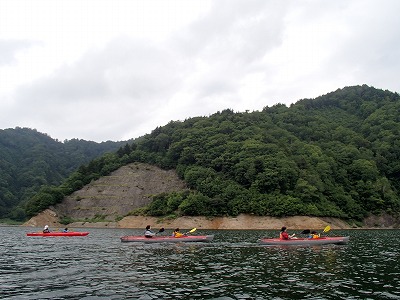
[4,85,400,225]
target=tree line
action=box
[16,85,400,221]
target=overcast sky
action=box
[1,0,399,142]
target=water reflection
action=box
[0,227,399,299]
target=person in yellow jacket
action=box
[310,231,320,238]
[172,228,185,238]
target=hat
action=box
[44,225,49,229]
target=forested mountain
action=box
[21,85,400,222]
[0,127,129,220]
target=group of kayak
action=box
[26,224,350,246]
[119,224,349,245]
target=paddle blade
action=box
[323,225,331,233]
[301,229,310,234]
[158,227,165,233]
[189,228,196,233]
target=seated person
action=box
[144,225,155,238]
[310,231,320,238]
[43,225,50,233]
[279,226,295,240]
[172,228,184,238]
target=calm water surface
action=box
[1,227,399,299]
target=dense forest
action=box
[8,85,400,222]
[0,127,129,220]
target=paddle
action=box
[321,225,331,236]
[156,227,165,234]
[184,228,197,235]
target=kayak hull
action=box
[259,236,349,246]
[120,235,214,243]
[26,232,89,237]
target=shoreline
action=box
[21,210,399,230]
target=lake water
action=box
[1,226,399,299]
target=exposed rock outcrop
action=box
[23,209,61,228]
[53,162,187,221]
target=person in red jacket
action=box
[279,226,295,239]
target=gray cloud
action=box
[0,39,38,65]
[10,36,186,141]
[2,0,400,142]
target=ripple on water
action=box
[1,228,400,299]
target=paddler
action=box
[310,231,320,238]
[279,226,295,239]
[172,228,184,238]
[43,225,50,233]
[144,225,155,238]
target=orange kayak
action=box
[27,232,89,237]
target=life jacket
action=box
[174,232,184,238]
[280,232,289,240]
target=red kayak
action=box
[120,235,214,243]
[259,236,349,246]
[27,232,89,237]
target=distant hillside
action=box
[0,127,130,220]
[23,85,400,223]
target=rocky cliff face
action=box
[53,162,187,221]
